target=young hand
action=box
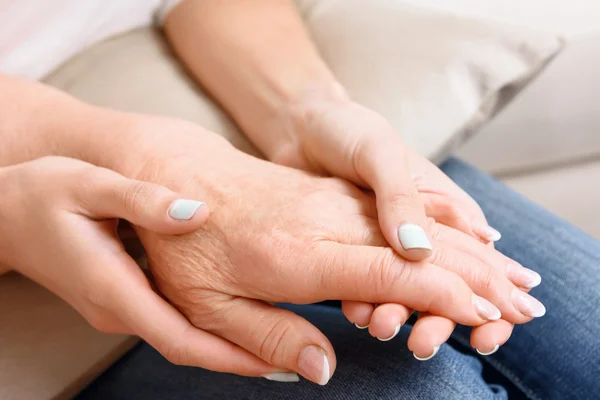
[0,157,279,376]
[267,98,543,357]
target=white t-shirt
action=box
[0,0,182,80]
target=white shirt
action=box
[0,0,182,80]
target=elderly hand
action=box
[116,116,542,383]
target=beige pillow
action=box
[45,0,563,162]
[297,0,564,161]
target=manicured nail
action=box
[377,324,401,342]
[473,223,502,242]
[511,289,546,317]
[398,224,432,251]
[261,372,300,382]
[168,199,205,220]
[354,323,369,329]
[298,346,330,385]
[507,264,542,289]
[414,346,440,361]
[476,344,500,356]
[472,294,501,320]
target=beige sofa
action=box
[1,5,598,400]
[459,34,600,239]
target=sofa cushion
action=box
[0,273,138,400]
[44,1,563,162]
[458,35,600,173]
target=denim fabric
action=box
[78,158,600,400]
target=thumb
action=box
[74,168,209,235]
[355,137,432,261]
[196,298,335,385]
[96,253,278,376]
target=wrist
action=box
[260,80,350,163]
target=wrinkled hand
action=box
[121,116,540,383]
[268,99,544,356]
[0,156,220,365]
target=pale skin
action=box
[0,0,546,386]
[164,0,544,357]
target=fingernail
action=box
[506,264,542,289]
[511,289,546,317]
[398,224,432,251]
[473,223,502,242]
[377,324,401,342]
[298,346,330,385]
[476,344,500,356]
[354,323,369,329]
[168,199,205,220]
[261,372,300,382]
[472,294,501,320]
[414,346,440,361]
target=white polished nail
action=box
[262,373,300,382]
[414,346,440,361]
[476,344,500,356]
[298,346,330,386]
[398,224,432,251]
[377,324,401,342]
[472,294,502,321]
[507,264,542,289]
[168,199,204,220]
[477,225,502,242]
[354,323,369,329]
[512,289,546,317]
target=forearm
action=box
[0,75,231,181]
[0,75,134,169]
[164,0,346,160]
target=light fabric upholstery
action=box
[459,35,600,173]
[0,272,138,400]
[0,2,564,399]
[43,0,563,161]
[295,0,563,161]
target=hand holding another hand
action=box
[119,117,543,383]
[264,97,545,357]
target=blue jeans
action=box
[78,158,600,400]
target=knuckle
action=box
[368,248,404,295]
[427,219,442,240]
[185,293,233,330]
[476,267,497,293]
[257,315,294,365]
[121,181,152,217]
[430,272,463,311]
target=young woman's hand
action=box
[273,98,500,246]
[0,157,280,376]
[267,98,544,357]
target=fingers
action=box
[314,243,500,326]
[470,320,514,355]
[196,297,335,385]
[422,193,481,240]
[431,226,546,322]
[341,300,375,329]
[74,168,209,235]
[367,303,412,341]
[354,137,433,261]
[92,253,276,377]
[434,224,542,290]
[408,313,455,360]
